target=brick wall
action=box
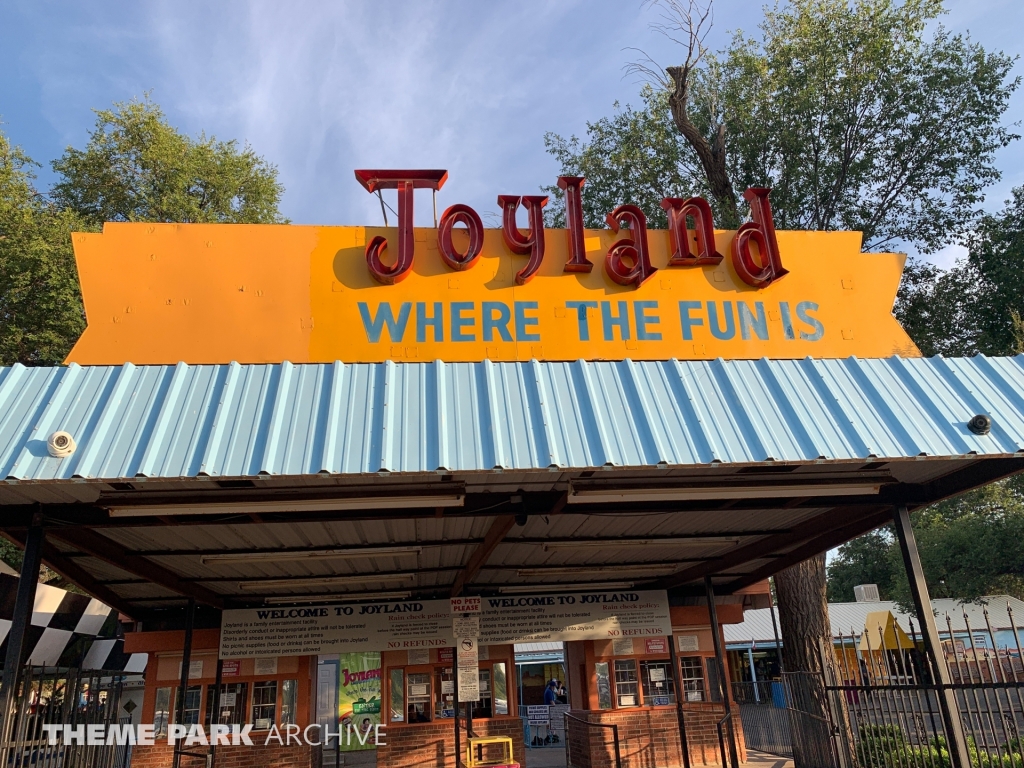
[566,706,746,768]
[129,742,319,768]
[377,717,525,768]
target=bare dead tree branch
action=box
[627,0,741,227]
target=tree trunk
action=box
[775,554,855,768]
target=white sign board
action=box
[612,638,635,656]
[177,660,204,679]
[220,590,671,659]
[408,648,430,665]
[453,613,480,639]
[253,657,277,675]
[527,705,550,725]
[677,635,700,652]
[457,638,480,701]
[549,703,570,728]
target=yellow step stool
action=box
[463,735,520,768]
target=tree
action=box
[828,476,1024,608]
[547,0,1018,253]
[0,97,287,368]
[51,96,287,227]
[543,90,700,229]
[0,129,85,366]
[965,187,1024,355]
[544,2,1017,765]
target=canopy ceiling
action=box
[0,356,1022,619]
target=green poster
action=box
[337,652,382,751]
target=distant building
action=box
[724,593,1024,684]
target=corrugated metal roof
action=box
[1,356,1023,482]
[724,596,1024,646]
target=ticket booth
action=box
[124,629,318,768]
[565,603,752,768]
[377,644,523,768]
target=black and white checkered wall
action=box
[0,574,147,672]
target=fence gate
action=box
[0,666,131,768]
[734,604,1024,768]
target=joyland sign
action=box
[66,169,918,365]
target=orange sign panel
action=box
[66,223,918,365]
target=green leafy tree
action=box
[827,476,1024,606]
[1,97,287,368]
[51,96,287,227]
[547,0,1018,252]
[0,129,85,366]
[965,187,1024,355]
[544,4,1017,764]
[543,90,700,229]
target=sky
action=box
[2,0,1022,269]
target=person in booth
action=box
[544,680,559,706]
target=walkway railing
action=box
[565,713,622,768]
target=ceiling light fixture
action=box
[497,582,635,594]
[263,591,413,605]
[108,494,464,517]
[201,546,423,565]
[566,483,880,504]
[515,564,676,577]
[542,537,739,552]
[237,573,417,591]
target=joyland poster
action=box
[338,652,381,752]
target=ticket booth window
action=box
[252,681,278,729]
[407,673,432,723]
[613,660,639,708]
[679,657,706,702]
[595,662,612,709]
[471,669,492,718]
[436,667,455,718]
[204,683,248,727]
[493,662,509,715]
[281,680,298,726]
[155,687,171,737]
[390,669,405,722]
[640,661,676,705]
[173,685,203,725]
[705,658,723,702]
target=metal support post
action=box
[210,657,223,768]
[0,512,44,748]
[747,645,760,702]
[668,632,693,768]
[892,505,971,768]
[767,579,784,674]
[454,647,461,768]
[172,597,197,768]
[705,577,740,768]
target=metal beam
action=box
[451,494,567,597]
[47,528,225,609]
[705,577,740,768]
[0,528,138,618]
[55,531,785,558]
[721,506,893,591]
[451,516,517,598]
[655,505,883,589]
[0,513,44,747]
[892,505,971,768]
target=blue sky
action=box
[2,0,1022,267]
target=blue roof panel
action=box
[1,357,1022,482]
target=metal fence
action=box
[735,602,1024,768]
[0,666,131,768]
[733,680,793,757]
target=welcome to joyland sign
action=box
[218,590,672,659]
[66,169,917,366]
